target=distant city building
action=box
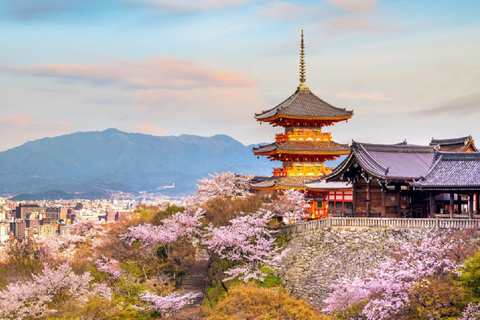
[38,224,57,238]
[10,220,26,242]
[0,222,9,244]
[16,204,45,220]
[46,207,68,221]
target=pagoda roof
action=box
[430,135,477,152]
[326,141,436,181]
[411,152,480,190]
[253,140,350,155]
[255,87,353,122]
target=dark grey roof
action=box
[430,136,472,146]
[253,140,350,154]
[327,141,436,181]
[430,135,477,152]
[255,87,353,120]
[412,152,480,190]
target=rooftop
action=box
[253,140,350,155]
[412,152,480,190]
[327,141,437,181]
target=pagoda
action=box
[252,30,353,217]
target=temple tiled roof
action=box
[327,141,436,181]
[411,152,480,190]
[276,176,317,188]
[250,176,278,189]
[251,176,317,189]
[255,87,353,121]
[253,140,350,155]
[430,135,477,152]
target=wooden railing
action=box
[277,217,480,234]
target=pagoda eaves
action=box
[255,87,353,127]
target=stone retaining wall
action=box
[277,228,426,307]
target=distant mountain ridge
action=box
[0,129,276,198]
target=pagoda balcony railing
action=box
[275,132,332,143]
[273,166,334,177]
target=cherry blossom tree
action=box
[273,189,310,223]
[38,219,108,261]
[461,302,480,320]
[323,229,462,320]
[96,257,123,278]
[193,172,253,204]
[138,291,200,316]
[204,209,288,282]
[0,263,111,319]
[120,208,204,246]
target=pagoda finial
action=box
[299,29,308,90]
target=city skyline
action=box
[1,0,480,151]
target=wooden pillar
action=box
[366,180,371,217]
[352,183,357,216]
[381,189,386,217]
[469,193,474,220]
[397,189,402,217]
[449,192,454,219]
[430,192,435,218]
[457,193,462,214]
[477,192,480,216]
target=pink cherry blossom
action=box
[96,256,123,278]
[273,189,310,222]
[323,229,462,320]
[0,263,111,319]
[204,209,289,282]
[192,172,253,204]
[138,291,200,316]
[120,208,204,246]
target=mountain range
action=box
[0,129,277,199]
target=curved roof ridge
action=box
[353,142,388,176]
[430,135,472,146]
[308,89,353,114]
[420,151,444,180]
[254,90,299,118]
[255,87,353,120]
[353,141,435,153]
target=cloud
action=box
[0,114,32,127]
[131,121,169,136]
[0,0,124,20]
[261,2,310,19]
[1,0,257,20]
[9,57,255,90]
[334,91,391,101]
[326,0,377,11]
[135,0,259,11]
[417,93,480,116]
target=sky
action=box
[1,0,480,151]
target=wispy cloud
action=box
[8,57,255,90]
[327,0,377,11]
[260,2,310,19]
[0,114,32,127]
[136,0,259,11]
[131,121,169,136]
[417,93,480,116]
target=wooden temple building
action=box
[326,138,480,218]
[251,30,353,218]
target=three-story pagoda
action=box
[252,30,353,216]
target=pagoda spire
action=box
[299,29,308,90]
